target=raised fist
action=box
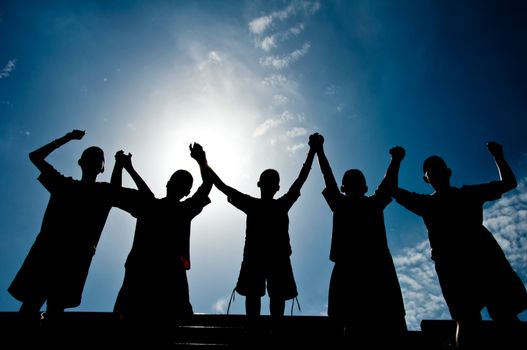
[389,146,406,161]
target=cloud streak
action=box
[0,59,16,79]
[248,1,319,36]
[212,297,229,314]
[260,42,311,69]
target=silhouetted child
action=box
[8,129,116,323]
[207,135,317,318]
[112,143,212,325]
[394,142,527,349]
[313,133,407,344]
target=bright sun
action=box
[130,101,259,197]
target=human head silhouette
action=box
[341,169,368,197]
[422,155,451,192]
[78,146,105,176]
[258,169,280,199]
[166,170,193,200]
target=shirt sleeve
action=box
[372,185,393,209]
[462,182,504,203]
[393,188,428,217]
[280,185,302,211]
[113,187,152,218]
[186,191,212,219]
[322,187,341,213]
[37,163,71,193]
[227,189,253,213]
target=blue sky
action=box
[1,0,526,330]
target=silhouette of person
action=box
[206,135,317,318]
[394,142,527,349]
[312,133,407,343]
[8,130,116,323]
[112,143,212,325]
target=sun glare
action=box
[130,98,259,198]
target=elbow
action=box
[29,151,39,165]
[504,179,518,192]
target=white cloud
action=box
[252,110,305,137]
[394,240,450,330]
[286,127,307,138]
[483,178,527,280]
[260,42,311,69]
[260,36,277,51]
[249,0,320,53]
[256,23,305,51]
[287,142,306,154]
[289,23,305,35]
[198,51,223,70]
[249,15,273,35]
[212,297,229,314]
[262,74,288,87]
[273,94,288,105]
[253,118,284,137]
[0,59,17,79]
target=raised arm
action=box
[313,133,339,193]
[289,133,318,194]
[377,146,406,195]
[196,145,241,199]
[487,141,517,192]
[189,143,213,199]
[29,129,85,172]
[111,150,154,197]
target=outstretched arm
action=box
[313,133,339,193]
[189,143,213,199]
[29,129,85,172]
[207,167,241,199]
[487,141,517,192]
[289,134,318,194]
[196,146,241,199]
[378,146,406,195]
[111,150,154,196]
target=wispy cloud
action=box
[253,118,284,137]
[248,0,320,35]
[212,297,229,314]
[286,127,307,138]
[257,23,305,51]
[483,177,527,281]
[260,35,277,51]
[394,176,527,330]
[250,2,319,153]
[260,42,311,69]
[249,0,319,54]
[198,51,223,70]
[249,15,274,35]
[262,74,289,87]
[394,240,450,330]
[287,142,306,154]
[0,59,17,79]
[273,94,288,105]
[252,111,305,137]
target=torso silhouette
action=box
[9,163,113,307]
[396,182,527,318]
